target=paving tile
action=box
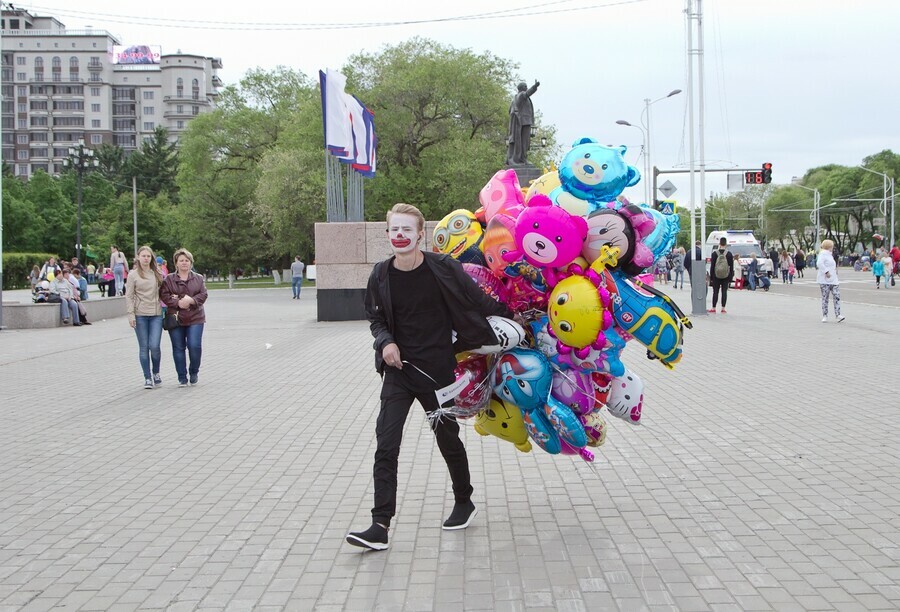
[0,284,898,611]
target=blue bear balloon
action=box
[559,138,641,203]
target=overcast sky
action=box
[22,0,900,210]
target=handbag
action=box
[163,310,181,331]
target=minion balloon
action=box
[433,209,486,266]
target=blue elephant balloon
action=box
[559,138,641,203]
[491,348,561,453]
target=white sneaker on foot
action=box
[821,316,827,323]
[837,315,845,323]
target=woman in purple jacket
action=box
[160,248,208,386]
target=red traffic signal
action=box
[762,162,772,184]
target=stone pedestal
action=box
[507,163,544,190]
[314,220,439,322]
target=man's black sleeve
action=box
[365,265,394,354]
[447,257,514,319]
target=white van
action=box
[703,230,772,276]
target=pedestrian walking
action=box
[110,245,128,296]
[291,256,305,299]
[126,246,164,389]
[779,250,792,283]
[817,239,844,323]
[872,257,884,289]
[672,247,685,289]
[794,248,806,278]
[708,237,733,313]
[160,248,208,387]
[881,252,894,287]
[346,203,513,551]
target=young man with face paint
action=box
[347,203,513,551]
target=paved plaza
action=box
[1,272,899,611]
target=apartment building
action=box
[1,7,222,179]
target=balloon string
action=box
[549,362,596,404]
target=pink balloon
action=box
[452,354,492,417]
[463,263,508,305]
[551,369,596,415]
[479,169,525,222]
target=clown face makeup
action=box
[387,213,423,255]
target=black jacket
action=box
[366,252,513,375]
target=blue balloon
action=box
[559,138,641,203]
[492,348,561,454]
[640,207,681,261]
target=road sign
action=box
[658,180,677,198]
[659,200,676,215]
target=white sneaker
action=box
[144,379,154,389]
[837,316,845,323]
[821,316,827,323]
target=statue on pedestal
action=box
[505,80,540,166]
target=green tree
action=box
[343,38,549,221]
[128,127,179,200]
[176,67,318,275]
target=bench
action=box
[2,296,128,329]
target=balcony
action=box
[88,63,103,72]
[164,110,194,119]
[163,94,206,103]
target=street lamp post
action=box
[62,139,99,261]
[793,183,821,248]
[616,88,681,206]
[641,89,682,205]
[858,165,895,249]
[614,120,646,201]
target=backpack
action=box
[714,249,730,279]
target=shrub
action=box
[2,252,59,290]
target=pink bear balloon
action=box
[503,194,588,287]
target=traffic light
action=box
[762,162,772,184]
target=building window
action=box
[89,57,101,67]
[16,72,26,80]
[16,56,25,65]
[52,57,61,68]
[143,106,154,115]
[143,121,155,130]
[143,91,154,100]
[176,105,183,113]
[91,104,100,112]
[17,86,26,96]
[17,164,28,176]
[176,77,183,97]
[70,56,79,69]
[91,87,100,96]
[31,133,48,142]
[192,78,199,100]
[92,119,101,128]
[35,57,43,68]
[89,73,100,82]
[91,134,102,144]
[16,135,27,144]
[17,119,26,129]
[32,148,48,157]
[29,100,47,110]
[176,120,185,129]
[17,103,26,112]
[17,149,28,160]
[192,106,199,116]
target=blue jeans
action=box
[168,323,204,383]
[113,264,126,295]
[292,276,303,298]
[60,298,81,323]
[134,315,163,380]
[673,269,684,287]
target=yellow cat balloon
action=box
[474,397,532,453]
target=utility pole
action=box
[132,176,138,257]
[685,0,707,315]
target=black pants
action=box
[372,370,472,527]
[711,278,729,308]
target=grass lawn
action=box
[205,277,316,290]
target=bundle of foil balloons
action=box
[433,138,692,462]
